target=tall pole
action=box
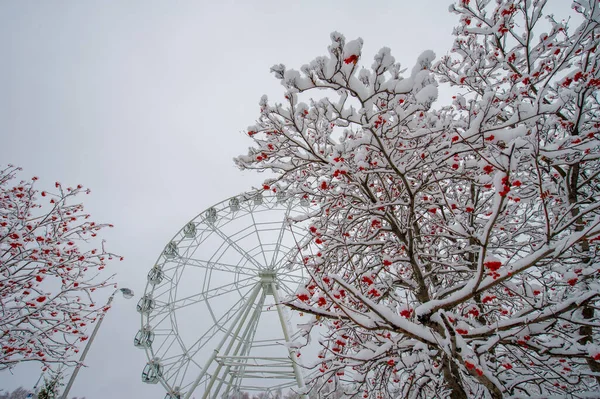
[60,288,132,399]
[25,372,45,398]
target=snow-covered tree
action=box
[0,387,31,399]
[0,165,121,371]
[35,377,58,399]
[235,1,600,397]
[0,385,85,399]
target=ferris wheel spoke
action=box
[151,328,174,334]
[280,254,305,272]
[156,340,185,366]
[248,211,271,268]
[152,276,258,318]
[268,202,293,269]
[178,231,215,256]
[183,286,258,362]
[271,227,311,272]
[181,374,210,393]
[172,357,193,393]
[210,223,264,270]
[146,289,181,326]
[148,306,177,328]
[164,360,196,391]
[276,282,298,297]
[161,352,191,381]
[150,332,180,365]
[177,257,257,277]
[153,278,177,298]
[276,268,306,280]
[277,279,305,296]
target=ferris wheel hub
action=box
[259,270,278,295]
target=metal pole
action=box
[60,288,128,399]
[25,372,45,398]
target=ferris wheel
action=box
[135,191,314,399]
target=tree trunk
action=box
[441,356,468,399]
[579,306,600,386]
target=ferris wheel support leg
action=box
[200,282,264,399]
[217,292,267,399]
[271,283,308,399]
[184,283,263,399]
[228,296,265,395]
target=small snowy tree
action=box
[0,387,31,399]
[235,1,600,397]
[0,165,121,371]
[36,377,58,399]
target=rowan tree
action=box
[235,0,600,398]
[0,165,120,371]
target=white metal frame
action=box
[138,191,312,399]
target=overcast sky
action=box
[0,0,559,397]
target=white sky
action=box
[1,0,564,397]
